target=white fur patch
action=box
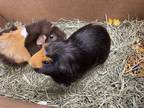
[21,27,28,38]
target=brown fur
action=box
[25,20,66,56]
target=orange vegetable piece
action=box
[107,18,113,25]
[113,19,121,26]
[107,18,121,26]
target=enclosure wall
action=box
[0,0,144,26]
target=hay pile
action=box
[0,19,144,108]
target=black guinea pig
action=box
[25,20,66,55]
[29,23,111,86]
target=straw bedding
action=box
[0,19,144,108]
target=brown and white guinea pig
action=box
[0,20,66,65]
[25,20,66,55]
[29,23,111,86]
[0,27,31,64]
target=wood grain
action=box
[0,0,143,25]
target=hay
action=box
[0,19,144,108]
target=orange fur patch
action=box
[28,47,52,68]
[0,28,31,63]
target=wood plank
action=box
[0,96,55,108]
[0,0,143,25]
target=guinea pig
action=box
[25,20,66,55]
[29,24,111,86]
[0,27,31,64]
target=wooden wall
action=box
[0,96,53,108]
[0,0,144,26]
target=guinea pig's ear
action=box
[36,35,47,45]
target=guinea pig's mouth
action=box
[28,46,53,69]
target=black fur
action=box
[34,24,111,86]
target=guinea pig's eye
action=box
[49,34,57,41]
